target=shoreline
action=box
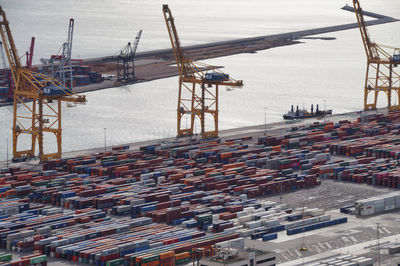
[0,6,398,107]
[0,108,387,168]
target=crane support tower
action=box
[40,19,74,90]
[0,40,13,100]
[0,6,86,162]
[117,30,142,82]
[353,0,400,111]
[162,5,243,138]
[25,37,35,70]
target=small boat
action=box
[283,104,332,120]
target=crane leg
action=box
[31,99,37,157]
[373,90,378,110]
[12,95,18,158]
[190,83,196,135]
[57,99,62,157]
[38,95,44,161]
[200,84,205,138]
[215,84,219,135]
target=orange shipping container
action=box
[272,145,281,152]
[175,252,190,260]
[160,251,175,259]
[141,260,160,266]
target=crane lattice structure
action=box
[352,0,400,111]
[0,7,86,162]
[41,19,74,90]
[0,40,12,100]
[25,37,35,70]
[117,30,142,82]
[162,5,243,138]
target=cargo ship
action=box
[283,104,332,120]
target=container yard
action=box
[0,111,398,264]
[1,0,400,265]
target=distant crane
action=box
[352,0,400,111]
[41,18,75,90]
[0,37,34,101]
[25,37,35,70]
[0,40,12,100]
[0,7,86,162]
[162,5,243,138]
[117,30,142,82]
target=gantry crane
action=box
[0,6,86,162]
[352,0,400,111]
[117,30,142,82]
[25,37,35,70]
[162,5,243,138]
[0,37,33,101]
[0,40,12,100]
[41,18,74,90]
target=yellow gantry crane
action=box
[352,0,400,111]
[162,5,243,138]
[0,6,86,162]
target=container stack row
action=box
[354,191,400,216]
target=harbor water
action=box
[0,0,399,159]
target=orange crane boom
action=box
[162,4,243,138]
[0,6,86,162]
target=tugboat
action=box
[283,104,332,120]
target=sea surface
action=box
[0,0,399,160]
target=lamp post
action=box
[264,107,267,136]
[6,138,9,169]
[377,223,381,266]
[323,99,326,123]
[104,128,106,152]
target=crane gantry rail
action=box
[352,0,400,111]
[0,6,86,162]
[162,4,243,138]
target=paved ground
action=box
[244,179,400,265]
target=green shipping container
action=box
[30,255,47,264]
[197,214,212,222]
[141,254,160,264]
[106,258,125,266]
[176,257,190,264]
[0,253,12,262]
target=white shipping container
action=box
[237,229,254,237]
[243,207,255,213]
[262,219,280,227]
[262,201,277,208]
[270,207,282,212]
[306,217,319,225]
[310,208,325,217]
[334,261,350,266]
[246,220,262,229]
[360,205,375,216]
[265,210,277,215]
[353,258,373,266]
[275,204,288,210]
[213,214,220,221]
[318,215,331,222]
[336,255,354,261]
[384,204,395,211]
[238,215,253,224]
[340,262,357,266]
[216,238,245,249]
[236,211,248,217]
